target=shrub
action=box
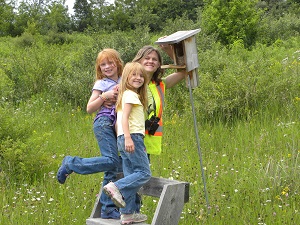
[170,38,300,122]
[257,12,300,46]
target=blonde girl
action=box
[103,62,151,225]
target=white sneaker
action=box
[103,182,126,208]
[121,213,147,224]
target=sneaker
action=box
[103,182,126,208]
[101,209,120,219]
[56,156,72,184]
[121,213,147,224]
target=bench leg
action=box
[151,183,186,225]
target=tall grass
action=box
[1,94,299,224]
[1,33,299,224]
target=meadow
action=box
[0,32,299,224]
[1,92,299,225]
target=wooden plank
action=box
[90,189,101,218]
[154,29,201,45]
[161,65,186,69]
[152,183,186,225]
[139,177,189,203]
[184,36,199,72]
[86,218,149,225]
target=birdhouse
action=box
[155,29,201,88]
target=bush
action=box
[14,32,36,47]
[257,12,300,46]
[44,31,74,45]
[0,95,60,184]
[171,38,300,122]
[0,69,14,103]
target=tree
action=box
[14,0,45,35]
[202,0,262,48]
[0,0,15,36]
[43,2,71,33]
[73,0,93,31]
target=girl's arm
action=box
[86,90,105,114]
[86,85,119,113]
[122,103,135,153]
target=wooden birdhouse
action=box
[155,29,201,88]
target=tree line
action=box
[1,0,299,48]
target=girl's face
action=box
[128,71,145,91]
[99,59,118,79]
[139,51,160,78]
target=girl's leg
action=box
[115,134,151,215]
[58,117,119,175]
[93,116,120,217]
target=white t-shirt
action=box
[117,90,145,137]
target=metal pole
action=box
[187,74,210,213]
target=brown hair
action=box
[132,46,164,85]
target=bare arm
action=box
[86,90,104,114]
[86,85,119,114]
[122,103,134,153]
[165,70,187,89]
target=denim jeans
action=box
[115,134,151,214]
[64,116,121,214]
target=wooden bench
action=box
[86,176,189,225]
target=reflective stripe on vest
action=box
[145,81,165,155]
[145,81,165,136]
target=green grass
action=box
[1,95,299,224]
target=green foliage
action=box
[0,98,54,183]
[1,94,299,224]
[0,29,299,224]
[0,0,15,37]
[257,10,300,45]
[194,38,300,119]
[166,36,300,122]
[0,69,14,103]
[14,32,36,47]
[73,0,93,32]
[44,31,74,45]
[202,0,262,48]
[3,41,61,102]
[43,2,71,33]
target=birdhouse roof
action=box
[155,29,201,45]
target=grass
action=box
[0,95,299,225]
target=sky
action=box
[65,0,115,14]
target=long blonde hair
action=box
[116,62,148,111]
[95,48,124,80]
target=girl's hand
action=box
[102,98,116,108]
[125,136,135,153]
[103,89,117,100]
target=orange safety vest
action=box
[145,81,165,155]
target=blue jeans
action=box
[115,134,151,214]
[64,116,121,214]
